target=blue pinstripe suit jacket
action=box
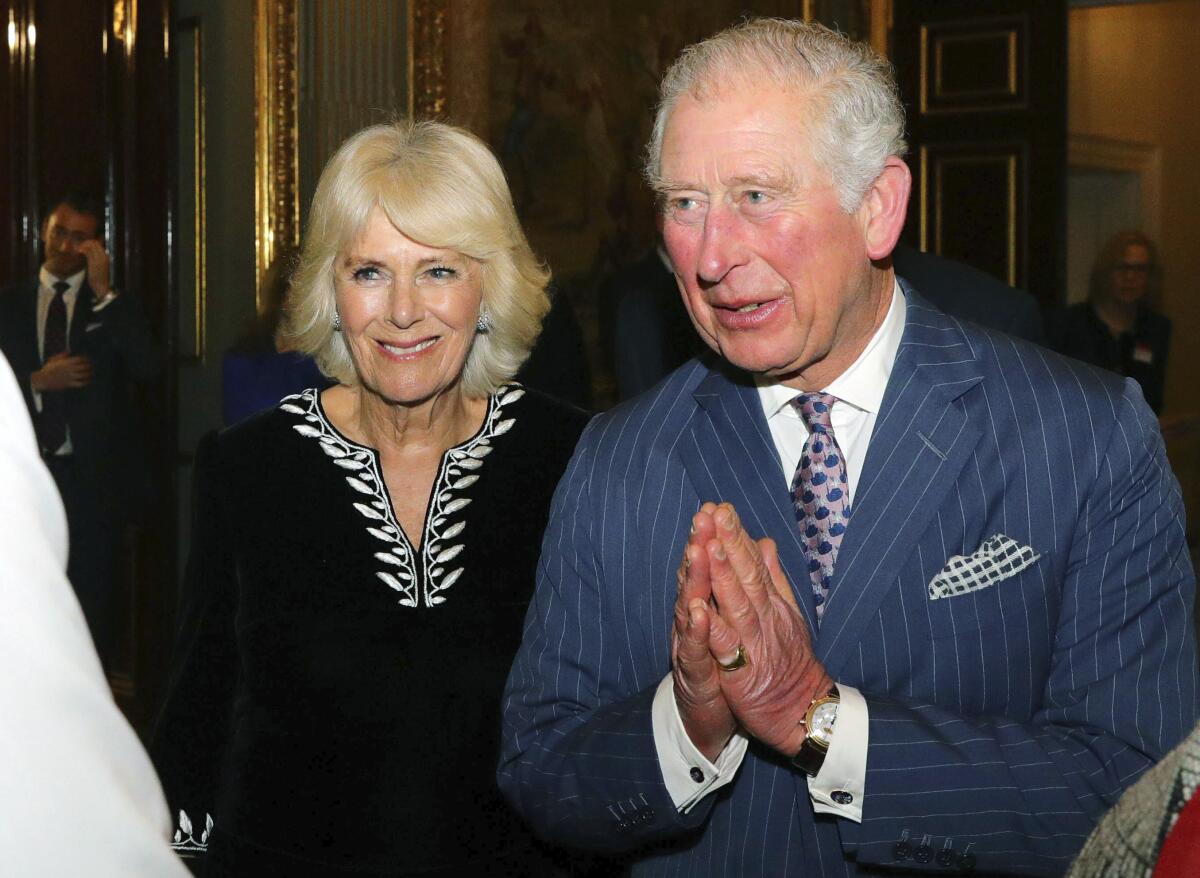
[499,290,1198,876]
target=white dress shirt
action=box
[34,267,118,454]
[36,267,87,363]
[653,281,907,822]
[0,351,188,875]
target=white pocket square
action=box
[928,534,1040,601]
[84,322,104,332]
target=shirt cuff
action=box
[806,683,867,822]
[651,674,748,813]
[91,289,118,311]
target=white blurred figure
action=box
[0,350,186,877]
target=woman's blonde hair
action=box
[286,119,550,397]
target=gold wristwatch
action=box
[791,685,840,777]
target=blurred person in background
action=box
[221,247,332,426]
[0,192,160,669]
[1052,230,1170,413]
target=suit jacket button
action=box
[958,853,977,872]
[914,845,933,864]
[892,842,912,861]
[690,767,704,783]
[936,849,955,866]
[831,790,853,805]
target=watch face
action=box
[809,701,838,744]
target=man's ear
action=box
[857,156,911,261]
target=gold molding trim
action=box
[801,1,891,58]
[919,16,1028,116]
[933,29,1017,100]
[923,146,1019,286]
[869,0,892,58]
[254,0,299,308]
[180,17,206,361]
[411,0,447,118]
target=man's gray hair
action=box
[645,18,908,212]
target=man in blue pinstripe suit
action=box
[499,19,1198,876]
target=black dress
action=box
[1051,302,1171,414]
[152,384,589,876]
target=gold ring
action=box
[717,644,749,672]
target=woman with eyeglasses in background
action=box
[1053,230,1171,414]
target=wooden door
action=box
[892,0,1067,306]
[0,0,175,732]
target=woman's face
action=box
[1108,243,1153,306]
[335,208,484,406]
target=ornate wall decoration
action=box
[411,0,447,119]
[297,1,411,215]
[254,0,299,308]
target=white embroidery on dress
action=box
[281,385,523,607]
[171,809,212,856]
[282,391,419,606]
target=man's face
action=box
[657,83,883,386]
[42,204,100,278]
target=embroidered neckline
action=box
[280,384,524,607]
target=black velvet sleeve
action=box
[150,430,240,873]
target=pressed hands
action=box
[671,502,833,763]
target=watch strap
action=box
[791,737,827,776]
[791,685,840,778]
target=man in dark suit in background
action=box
[0,193,159,668]
[891,243,1046,346]
[500,18,1195,876]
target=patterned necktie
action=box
[790,393,852,622]
[39,281,70,454]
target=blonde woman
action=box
[153,119,589,876]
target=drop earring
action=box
[332,313,342,332]
[475,311,491,334]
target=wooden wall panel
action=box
[921,16,1025,114]
[34,0,107,221]
[298,0,410,219]
[894,0,1067,306]
[1,0,37,282]
[921,142,1023,287]
[892,0,1070,307]
[1,0,175,730]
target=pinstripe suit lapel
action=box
[815,295,986,677]
[683,364,820,633]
